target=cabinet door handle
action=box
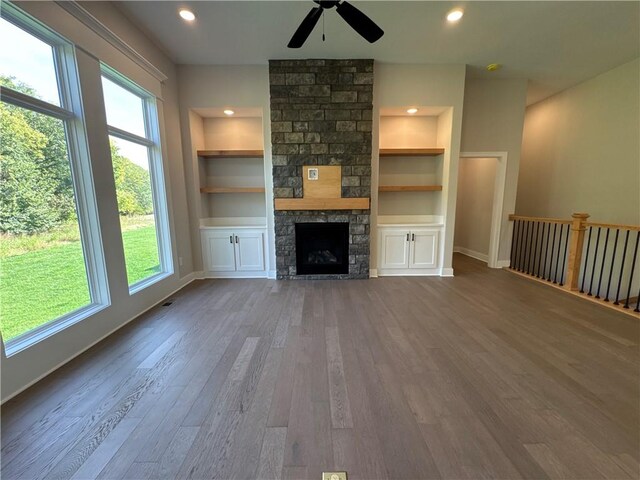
[229,235,233,244]
[412,233,415,241]
[406,233,410,241]
[235,235,239,243]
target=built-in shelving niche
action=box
[193,115,267,225]
[377,114,448,221]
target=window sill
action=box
[128,270,173,296]
[3,302,110,357]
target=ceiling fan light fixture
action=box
[407,108,418,114]
[179,8,196,21]
[446,8,464,22]
[223,109,235,116]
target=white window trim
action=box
[101,65,174,294]
[1,3,110,356]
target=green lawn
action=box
[0,221,160,341]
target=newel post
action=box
[564,212,590,291]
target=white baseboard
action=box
[440,267,454,277]
[369,269,378,278]
[1,273,198,405]
[201,271,269,279]
[496,260,511,268]
[268,270,276,279]
[454,246,489,263]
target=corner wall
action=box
[517,58,640,224]
[460,77,528,263]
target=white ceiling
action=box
[116,1,639,105]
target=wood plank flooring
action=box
[2,254,638,480]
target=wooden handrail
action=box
[584,222,640,231]
[508,214,571,224]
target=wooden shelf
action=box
[379,185,443,192]
[200,187,265,194]
[379,148,444,157]
[274,197,369,211]
[197,149,264,158]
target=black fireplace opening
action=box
[295,223,349,275]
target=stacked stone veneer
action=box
[269,59,373,280]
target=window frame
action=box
[100,65,173,294]
[0,3,110,355]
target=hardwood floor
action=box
[2,254,638,480]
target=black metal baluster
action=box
[559,224,570,286]
[521,221,530,273]
[604,229,620,302]
[510,220,518,269]
[587,228,601,296]
[542,222,552,280]
[595,228,611,298]
[614,230,630,305]
[580,227,593,293]
[529,222,539,274]
[635,288,640,313]
[548,223,558,282]
[517,220,527,271]
[553,224,564,284]
[516,220,524,271]
[536,223,546,278]
[623,231,640,309]
[525,221,533,273]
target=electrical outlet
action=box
[322,473,347,480]
[179,256,183,266]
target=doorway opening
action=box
[454,152,508,268]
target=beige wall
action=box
[379,116,439,148]
[454,158,497,259]
[517,58,640,224]
[177,65,274,272]
[373,64,467,274]
[461,77,528,264]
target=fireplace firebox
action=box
[295,223,349,275]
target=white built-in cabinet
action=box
[375,111,452,277]
[194,115,269,278]
[378,225,440,275]
[201,227,266,277]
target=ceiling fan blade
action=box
[336,1,384,43]
[288,6,323,48]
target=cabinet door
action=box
[202,230,236,272]
[379,229,410,269]
[410,229,439,269]
[234,231,265,272]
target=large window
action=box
[0,6,108,351]
[101,68,172,291]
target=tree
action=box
[110,143,153,216]
[0,76,76,234]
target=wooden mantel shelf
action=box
[197,149,264,158]
[379,148,445,157]
[379,185,443,192]
[274,197,369,211]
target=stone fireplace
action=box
[269,59,373,279]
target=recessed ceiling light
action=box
[446,8,464,22]
[223,109,235,116]
[179,9,196,21]
[407,108,418,114]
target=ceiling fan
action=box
[288,0,384,48]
